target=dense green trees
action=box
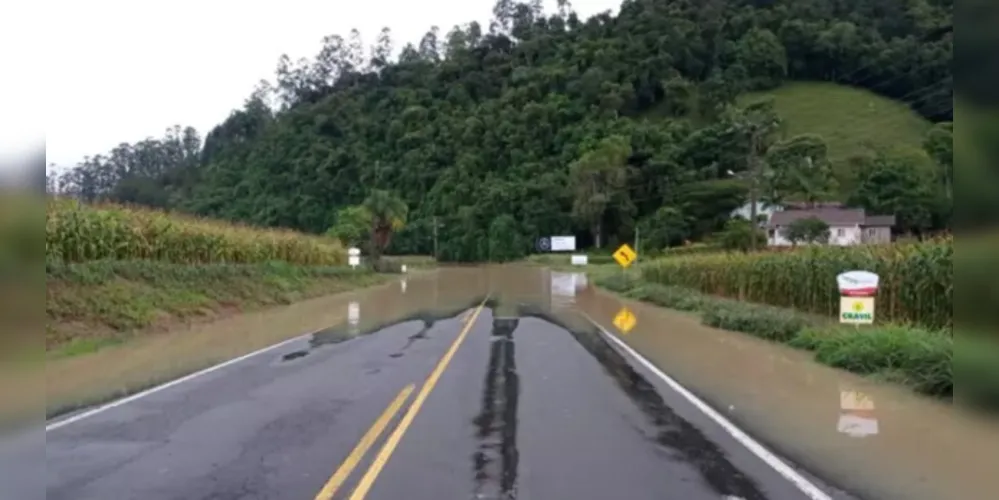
[49,0,954,261]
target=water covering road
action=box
[22,266,999,499]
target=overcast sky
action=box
[7,0,621,173]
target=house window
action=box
[836,228,845,237]
[867,228,877,237]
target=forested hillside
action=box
[48,0,954,261]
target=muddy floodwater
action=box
[44,265,999,500]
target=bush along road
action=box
[594,270,998,414]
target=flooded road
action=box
[32,266,999,499]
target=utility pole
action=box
[432,216,439,260]
[634,225,640,263]
[748,128,763,252]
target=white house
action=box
[767,208,895,246]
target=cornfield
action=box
[642,239,952,329]
[46,199,346,266]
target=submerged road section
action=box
[40,286,844,500]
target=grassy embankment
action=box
[738,81,936,196]
[593,238,999,412]
[45,199,389,357]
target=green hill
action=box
[51,0,952,259]
[739,82,935,194]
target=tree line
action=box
[48,0,954,261]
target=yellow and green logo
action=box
[841,301,873,321]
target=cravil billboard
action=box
[837,271,879,325]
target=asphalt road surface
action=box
[40,299,841,500]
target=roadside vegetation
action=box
[47,198,347,266]
[642,238,952,328]
[37,0,968,406]
[44,200,391,357]
[594,237,998,413]
[46,260,383,357]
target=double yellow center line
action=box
[315,300,487,500]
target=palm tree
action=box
[362,189,408,262]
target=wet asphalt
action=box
[36,298,838,500]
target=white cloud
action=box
[34,0,619,170]
[0,2,46,173]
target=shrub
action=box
[593,270,642,292]
[792,325,952,397]
[624,284,706,312]
[701,301,816,342]
[662,242,723,258]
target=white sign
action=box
[570,254,588,265]
[836,270,879,296]
[348,247,361,256]
[348,255,361,268]
[837,390,879,438]
[840,296,875,325]
[837,270,878,325]
[401,264,408,273]
[550,236,576,252]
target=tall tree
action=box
[923,121,953,201]
[766,134,837,206]
[848,152,936,236]
[362,190,408,262]
[569,135,631,248]
[370,28,394,69]
[728,98,782,249]
[326,205,373,248]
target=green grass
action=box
[46,260,388,355]
[591,274,993,410]
[738,82,935,194]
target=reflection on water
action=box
[575,285,999,500]
[45,269,486,419]
[549,271,588,309]
[348,301,360,335]
[43,264,999,500]
[838,390,879,438]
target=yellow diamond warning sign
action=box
[613,243,637,268]
[613,307,636,334]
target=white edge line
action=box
[45,334,310,432]
[581,312,833,500]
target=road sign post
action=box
[612,243,637,269]
[348,247,361,269]
[837,271,879,326]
